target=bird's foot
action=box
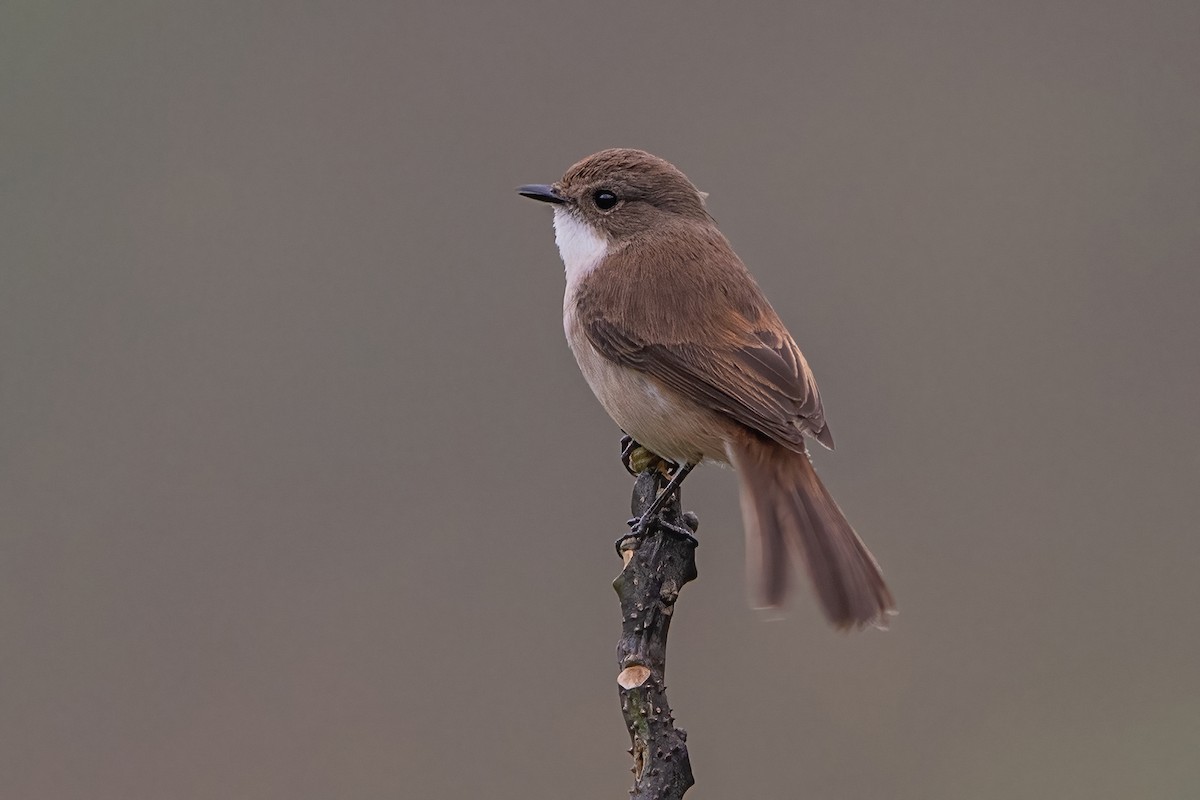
[615,510,699,554]
[614,461,699,554]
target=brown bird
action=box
[518,148,894,630]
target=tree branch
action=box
[613,467,698,800]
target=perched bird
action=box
[518,149,894,630]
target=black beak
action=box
[517,184,566,204]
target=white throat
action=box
[553,207,609,289]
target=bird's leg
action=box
[619,434,640,476]
[638,461,695,528]
[617,462,698,553]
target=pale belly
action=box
[563,309,731,465]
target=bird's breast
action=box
[563,296,731,465]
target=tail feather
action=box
[729,437,895,630]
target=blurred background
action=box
[3,2,1198,798]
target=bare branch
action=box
[613,467,698,800]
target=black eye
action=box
[593,190,618,210]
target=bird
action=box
[518,148,894,630]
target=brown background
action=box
[3,2,1198,798]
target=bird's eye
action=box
[593,190,618,210]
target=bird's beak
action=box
[517,184,567,204]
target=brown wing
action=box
[583,317,832,451]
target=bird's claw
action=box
[615,511,699,554]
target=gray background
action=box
[4,2,1198,798]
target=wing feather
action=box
[582,317,832,452]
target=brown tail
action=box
[727,437,895,630]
